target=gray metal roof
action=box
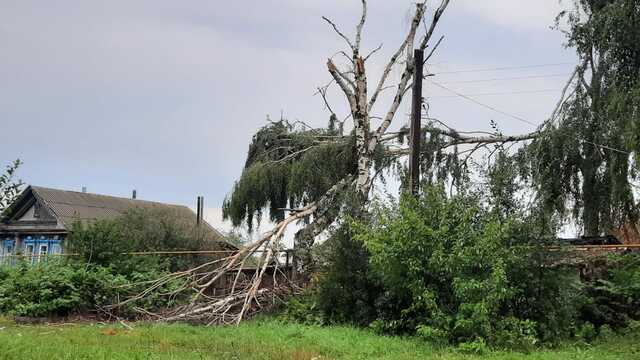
[27,186,226,240]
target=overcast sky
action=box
[0,1,577,234]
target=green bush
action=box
[351,186,579,346]
[490,317,538,351]
[0,260,126,317]
[579,253,640,330]
[577,322,597,342]
[457,337,487,355]
[0,259,184,318]
[280,290,324,326]
[66,207,213,272]
[315,224,382,327]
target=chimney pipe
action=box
[132,189,137,199]
[199,196,204,225]
[196,196,202,227]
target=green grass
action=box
[0,317,638,359]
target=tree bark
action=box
[293,178,352,282]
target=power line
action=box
[438,73,571,84]
[430,62,576,75]
[428,80,630,155]
[429,81,539,127]
[429,88,560,99]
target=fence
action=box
[0,249,296,269]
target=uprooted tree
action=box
[123,0,639,324]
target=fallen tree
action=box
[118,0,640,325]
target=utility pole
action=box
[408,48,424,196]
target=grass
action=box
[0,317,639,359]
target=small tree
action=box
[66,207,213,272]
[0,159,23,213]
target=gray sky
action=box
[0,1,576,233]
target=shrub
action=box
[0,260,126,317]
[66,207,214,272]
[577,322,597,342]
[579,253,640,330]
[315,224,382,326]
[352,186,580,346]
[0,259,184,318]
[416,324,449,345]
[490,317,538,351]
[457,338,487,355]
[280,290,324,326]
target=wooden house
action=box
[0,186,232,262]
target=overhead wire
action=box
[429,62,576,75]
[428,80,629,155]
[429,80,539,127]
[429,88,560,99]
[437,73,571,84]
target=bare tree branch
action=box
[371,1,450,147]
[322,16,354,50]
[387,129,539,157]
[418,0,450,50]
[354,0,367,53]
[368,3,426,112]
[364,43,383,62]
[315,86,336,117]
[327,59,357,111]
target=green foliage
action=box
[525,0,640,235]
[490,317,538,351]
[0,159,23,213]
[418,127,467,190]
[66,207,211,272]
[580,253,640,330]
[456,338,487,355]
[280,223,382,327]
[280,290,325,326]
[351,186,579,346]
[0,259,185,318]
[577,322,597,342]
[0,260,126,317]
[315,224,382,327]
[416,324,449,345]
[222,119,357,231]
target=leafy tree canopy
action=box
[522,0,640,235]
[222,119,361,231]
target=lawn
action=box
[0,317,639,360]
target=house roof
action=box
[2,186,232,247]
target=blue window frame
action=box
[22,235,63,263]
[1,238,16,265]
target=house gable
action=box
[16,199,56,222]
[1,187,64,233]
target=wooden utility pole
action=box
[408,48,424,196]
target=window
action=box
[51,244,62,255]
[33,202,41,218]
[39,245,48,256]
[26,244,34,255]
